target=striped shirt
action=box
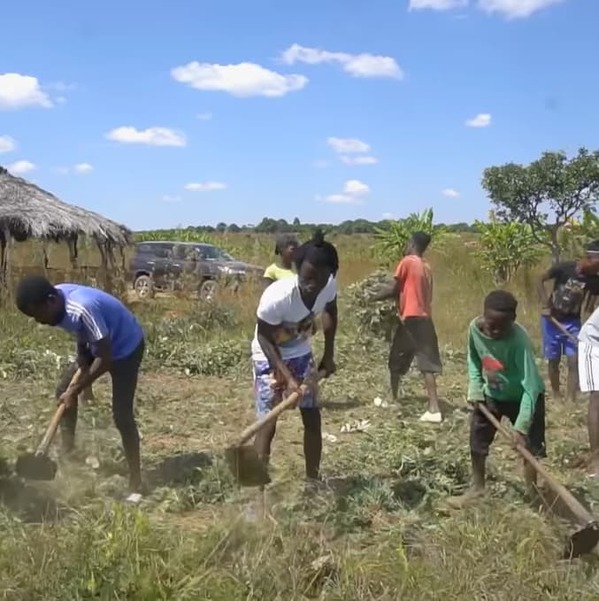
[55,284,143,360]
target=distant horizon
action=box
[3,0,596,230]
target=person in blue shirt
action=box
[16,276,145,493]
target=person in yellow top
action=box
[263,234,300,285]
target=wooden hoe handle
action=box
[476,401,595,526]
[235,370,327,446]
[35,368,83,456]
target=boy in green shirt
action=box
[450,290,546,507]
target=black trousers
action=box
[388,317,443,375]
[55,340,145,446]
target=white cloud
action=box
[7,160,36,174]
[324,179,370,204]
[171,62,307,98]
[281,44,403,79]
[105,126,186,147]
[382,212,395,220]
[341,155,378,165]
[196,112,213,120]
[327,137,371,154]
[465,113,492,127]
[325,194,358,204]
[73,163,93,174]
[184,181,227,192]
[162,195,181,203]
[442,188,460,198]
[0,135,16,153]
[409,0,468,9]
[477,0,565,19]
[327,138,377,166]
[0,73,52,110]
[344,179,370,196]
[409,0,562,18]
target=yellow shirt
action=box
[263,263,295,281]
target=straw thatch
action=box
[0,166,131,246]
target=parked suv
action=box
[128,241,263,300]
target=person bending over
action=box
[449,290,545,508]
[251,230,338,487]
[16,276,145,493]
[537,241,599,402]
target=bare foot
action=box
[445,488,485,510]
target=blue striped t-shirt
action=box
[55,284,143,360]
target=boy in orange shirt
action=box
[374,231,443,422]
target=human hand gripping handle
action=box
[235,370,328,446]
[39,368,82,456]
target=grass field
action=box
[1,233,599,600]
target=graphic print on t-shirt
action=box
[552,277,586,316]
[548,260,599,317]
[273,313,316,347]
[481,355,505,392]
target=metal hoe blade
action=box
[225,445,271,487]
[563,521,599,559]
[15,453,58,481]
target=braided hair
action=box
[294,229,339,276]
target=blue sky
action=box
[0,0,597,230]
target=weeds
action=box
[0,233,597,599]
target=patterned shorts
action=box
[253,353,318,419]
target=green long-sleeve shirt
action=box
[467,318,545,434]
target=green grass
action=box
[1,233,599,599]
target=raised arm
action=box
[371,259,405,305]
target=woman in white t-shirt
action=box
[251,230,338,487]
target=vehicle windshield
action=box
[197,245,235,261]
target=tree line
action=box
[168,218,478,236]
[139,147,599,282]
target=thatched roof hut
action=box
[0,166,131,246]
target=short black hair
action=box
[274,233,299,255]
[484,289,518,316]
[15,275,57,313]
[410,231,432,254]
[294,229,339,276]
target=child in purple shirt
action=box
[16,276,145,493]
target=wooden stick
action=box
[234,370,326,447]
[35,368,82,456]
[549,316,579,345]
[477,402,596,527]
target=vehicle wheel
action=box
[199,279,217,301]
[134,274,154,299]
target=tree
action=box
[474,219,543,285]
[373,208,446,265]
[482,148,599,262]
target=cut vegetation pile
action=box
[2,238,599,599]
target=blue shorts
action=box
[253,353,317,419]
[541,315,580,360]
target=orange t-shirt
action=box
[394,255,433,318]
